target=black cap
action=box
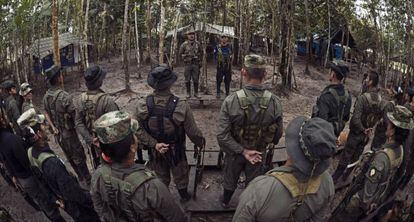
[1,80,16,89]
[329,61,349,78]
[84,65,107,89]
[147,64,177,90]
[45,65,62,81]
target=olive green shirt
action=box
[4,95,20,134]
[179,40,202,64]
[217,84,283,155]
[91,163,187,222]
[75,89,119,145]
[135,89,204,149]
[233,166,334,222]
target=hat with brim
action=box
[45,65,62,82]
[387,105,414,130]
[17,108,45,128]
[94,111,139,144]
[328,62,349,78]
[19,83,33,96]
[286,116,336,176]
[147,64,177,90]
[84,65,107,89]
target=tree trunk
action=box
[278,0,295,89]
[98,2,107,61]
[122,0,130,91]
[304,0,311,75]
[158,0,165,64]
[169,10,181,68]
[146,0,152,66]
[200,0,208,92]
[134,2,141,78]
[83,0,90,67]
[324,0,331,67]
[51,0,60,66]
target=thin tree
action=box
[324,0,331,67]
[158,0,165,64]
[51,0,60,67]
[83,0,90,67]
[304,0,311,75]
[122,0,130,91]
[169,9,181,68]
[146,0,152,66]
[134,2,141,78]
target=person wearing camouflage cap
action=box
[0,108,65,222]
[19,109,99,222]
[331,105,414,221]
[19,83,35,112]
[1,80,21,135]
[91,111,187,222]
[332,70,385,184]
[135,64,205,201]
[217,54,283,208]
[42,65,91,186]
[312,60,352,137]
[75,65,119,169]
[179,27,202,98]
[233,117,336,221]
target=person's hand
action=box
[155,143,169,154]
[242,149,262,165]
[364,128,373,135]
[56,200,65,209]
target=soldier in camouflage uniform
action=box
[217,54,283,208]
[75,65,119,168]
[2,80,21,135]
[332,70,385,183]
[233,117,336,221]
[91,111,187,222]
[42,65,91,186]
[19,83,35,112]
[331,105,414,221]
[135,64,205,201]
[312,61,352,137]
[214,35,233,98]
[179,29,202,98]
[19,109,99,222]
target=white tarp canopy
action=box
[29,32,91,59]
[166,22,235,38]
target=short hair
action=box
[100,133,133,163]
[245,67,266,79]
[369,71,379,87]
[49,73,61,86]
[333,71,344,81]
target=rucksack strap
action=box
[45,90,64,123]
[380,147,403,171]
[27,147,55,171]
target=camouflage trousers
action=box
[223,153,264,191]
[148,159,189,190]
[18,176,63,221]
[58,129,91,183]
[216,65,232,94]
[184,63,200,84]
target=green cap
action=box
[387,105,414,130]
[19,83,33,96]
[94,111,139,144]
[244,54,266,69]
[17,108,45,128]
[45,65,62,81]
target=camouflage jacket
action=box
[22,100,34,113]
[75,89,119,145]
[178,40,202,64]
[4,95,21,134]
[91,163,187,222]
[217,84,283,155]
[135,89,204,149]
[233,166,334,222]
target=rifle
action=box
[89,144,101,169]
[192,143,205,199]
[330,151,375,220]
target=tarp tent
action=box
[166,22,235,38]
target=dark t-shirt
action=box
[0,128,32,178]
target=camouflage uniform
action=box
[2,81,21,135]
[333,88,385,181]
[331,106,414,222]
[19,83,34,113]
[136,65,204,199]
[217,55,283,205]
[233,117,336,221]
[179,34,202,97]
[75,65,119,169]
[43,66,90,184]
[91,111,187,222]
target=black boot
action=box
[186,82,191,98]
[216,80,221,99]
[221,189,235,208]
[194,82,200,98]
[225,81,230,96]
[178,188,191,202]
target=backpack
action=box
[99,164,156,222]
[44,89,74,130]
[328,88,349,136]
[143,95,185,166]
[232,89,278,150]
[80,92,105,134]
[362,92,383,128]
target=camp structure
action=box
[29,32,91,73]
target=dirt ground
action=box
[0,56,367,221]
